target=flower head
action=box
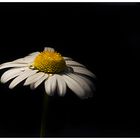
[33,50,66,73]
[0,47,95,99]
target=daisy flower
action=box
[0,47,95,98]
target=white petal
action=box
[44,75,56,96]
[30,83,35,89]
[31,74,48,89]
[72,66,95,78]
[56,74,66,96]
[0,55,35,67]
[77,74,95,90]
[66,60,85,67]
[0,63,28,70]
[24,72,45,86]
[51,75,57,94]
[63,57,73,61]
[44,47,55,52]
[9,69,38,89]
[77,74,95,97]
[62,74,86,98]
[13,56,35,64]
[45,78,51,95]
[67,73,91,92]
[1,67,26,83]
[28,52,40,56]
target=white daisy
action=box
[0,47,95,99]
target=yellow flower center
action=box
[33,51,66,74]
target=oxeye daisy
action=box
[0,47,95,98]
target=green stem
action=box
[40,94,48,137]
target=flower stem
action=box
[40,94,48,137]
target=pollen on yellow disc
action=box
[33,51,66,74]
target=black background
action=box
[0,2,140,137]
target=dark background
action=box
[0,2,140,137]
